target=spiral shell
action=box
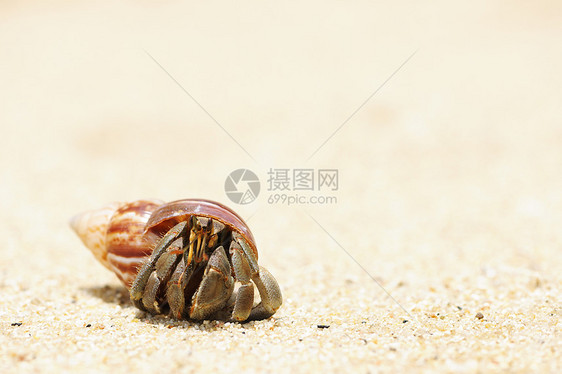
[70,199,163,287]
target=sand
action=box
[1,1,561,373]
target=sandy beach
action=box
[1,1,561,372]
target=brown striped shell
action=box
[70,198,258,288]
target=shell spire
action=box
[70,199,164,287]
[70,202,124,271]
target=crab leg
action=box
[229,240,255,321]
[189,246,234,320]
[249,266,282,320]
[140,237,184,314]
[232,233,282,321]
[130,221,187,310]
[166,256,192,319]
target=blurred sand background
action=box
[1,1,561,373]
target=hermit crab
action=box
[70,199,282,322]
